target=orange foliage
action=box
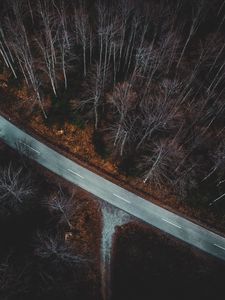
[29,113,119,175]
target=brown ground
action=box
[0,142,102,300]
[0,76,225,236]
[1,141,225,300]
[112,221,225,300]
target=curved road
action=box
[0,115,225,261]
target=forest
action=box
[0,0,225,213]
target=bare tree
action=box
[56,0,76,89]
[136,88,183,151]
[107,81,138,155]
[7,20,47,116]
[115,0,134,74]
[0,0,48,116]
[72,3,92,77]
[35,0,59,96]
[0,25,17,78]
[81,62,112,129]
[0,164,34,217]
[26,0,34,24]
[176,0,206,68]
[48,186,75,230]
[108,114,138,156]
[34,230,91,297]
[34,232,86,267]
[202,142,225,182]
[138,139,183,187]
[123,12,148,77]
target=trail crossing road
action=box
[0,115,225,261]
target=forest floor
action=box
[1,141,225,299]
[0,79,225,236]
[112,221,225,300]
[0,141,102,300]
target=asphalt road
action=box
[0,115,225,261]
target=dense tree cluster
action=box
[0,0,225,206]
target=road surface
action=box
[0,115,225,261]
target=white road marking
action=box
[161,218,182,229]
[113,193,131,204]
[67,168,84,179]
[19,141,40,154]
[213,243,225,251]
